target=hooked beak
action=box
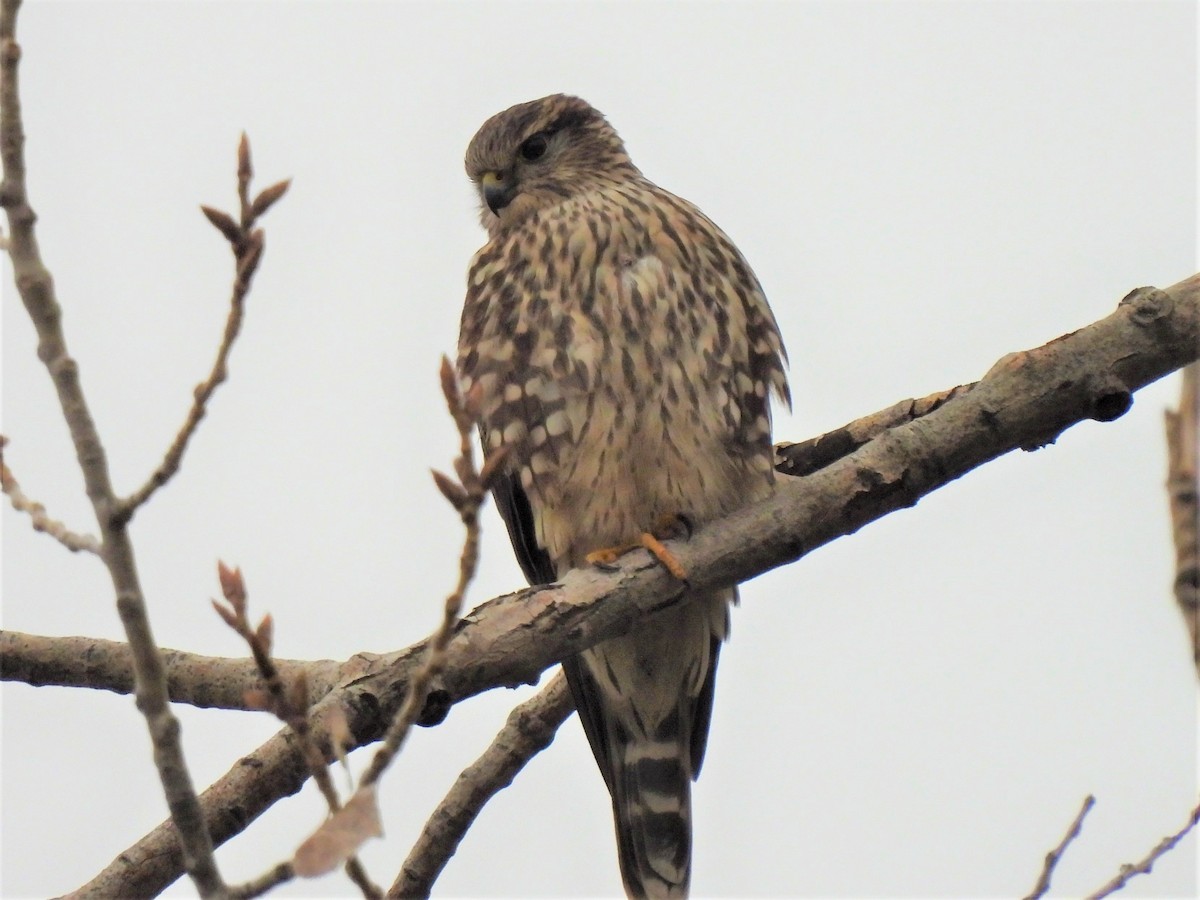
[481,170,516,215]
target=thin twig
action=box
[1087,798,1200,898]
[117,136,288,522]
[1164,361,1199,674]
[389,672,574,898]
[0,3,228,896]
[0,435,101,553]
[229,863,293,900]
[1024,795,1096,900]
[212,563,380,899]
[359,357,504,790]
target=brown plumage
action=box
[458,94,789,898]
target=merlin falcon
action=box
[457,94,790,898]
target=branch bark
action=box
[70,274,1198,896]
[0,630,344,709]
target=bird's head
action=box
[465,94,638,238]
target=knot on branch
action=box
[417,688,452,727]
[1083,373,1133,422]
[1119,286,1173,326]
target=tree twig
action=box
[1087,798,1200,898]
[117,135,289,523]
[1164,361,1198,674]
[68,275,1199,897]
[359,358,503,790]
[0,3,227,895]
[211,563,381,899]
[389,672,574,898]
[1024,795,1096,900]
[0,435,100,553]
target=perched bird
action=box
[457,94,789,898]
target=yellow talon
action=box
[585,531,688,581]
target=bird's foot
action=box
[585,518,691,581]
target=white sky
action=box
[1,2,1196,898]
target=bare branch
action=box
[775,382,976,477]
[118,139,287,521]
[1024,795,1096,900]
[71,275,1199,897]
[360,358,489,789]
[389,672,574,898]
[0,435,100,553]
[1164,361,1199,674]
[1087,798,1200,898]
[0,3,226,894]
[0,629,344,709]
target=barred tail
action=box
[611,730,694,899]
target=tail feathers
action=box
[612,736,694,899]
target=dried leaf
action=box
[250,178,291,219]
[291,786,383,878]
[216,561,246,611]
[200,205,242,244]
[431,469,468,508]
[255,613,274,656]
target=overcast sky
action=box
[2,2,1197,898]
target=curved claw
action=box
[585,531,688,582]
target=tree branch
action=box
[1024,795,1096,900]
[0,630,345,708]
[0,435,101,553]
[1164,361,1198,674]
[117,137,289,523]
[0,2,227,895]
[71,274,1198,897]
[1087,797,1200,898]
[388,672,574,898]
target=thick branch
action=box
[0,630,344,709]
[77,275,1199,896]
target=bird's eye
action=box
[519,133,549,162]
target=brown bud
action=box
[251,178,292,219]
[462,381,485,421]
[200,205,242,244]
[237,132,253,182]
[216,560,247,610]
[478,446,510,490]
[211,598,238,629]
[255,613,274,656]
[431,469,468,508]
[439,355,461,412]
